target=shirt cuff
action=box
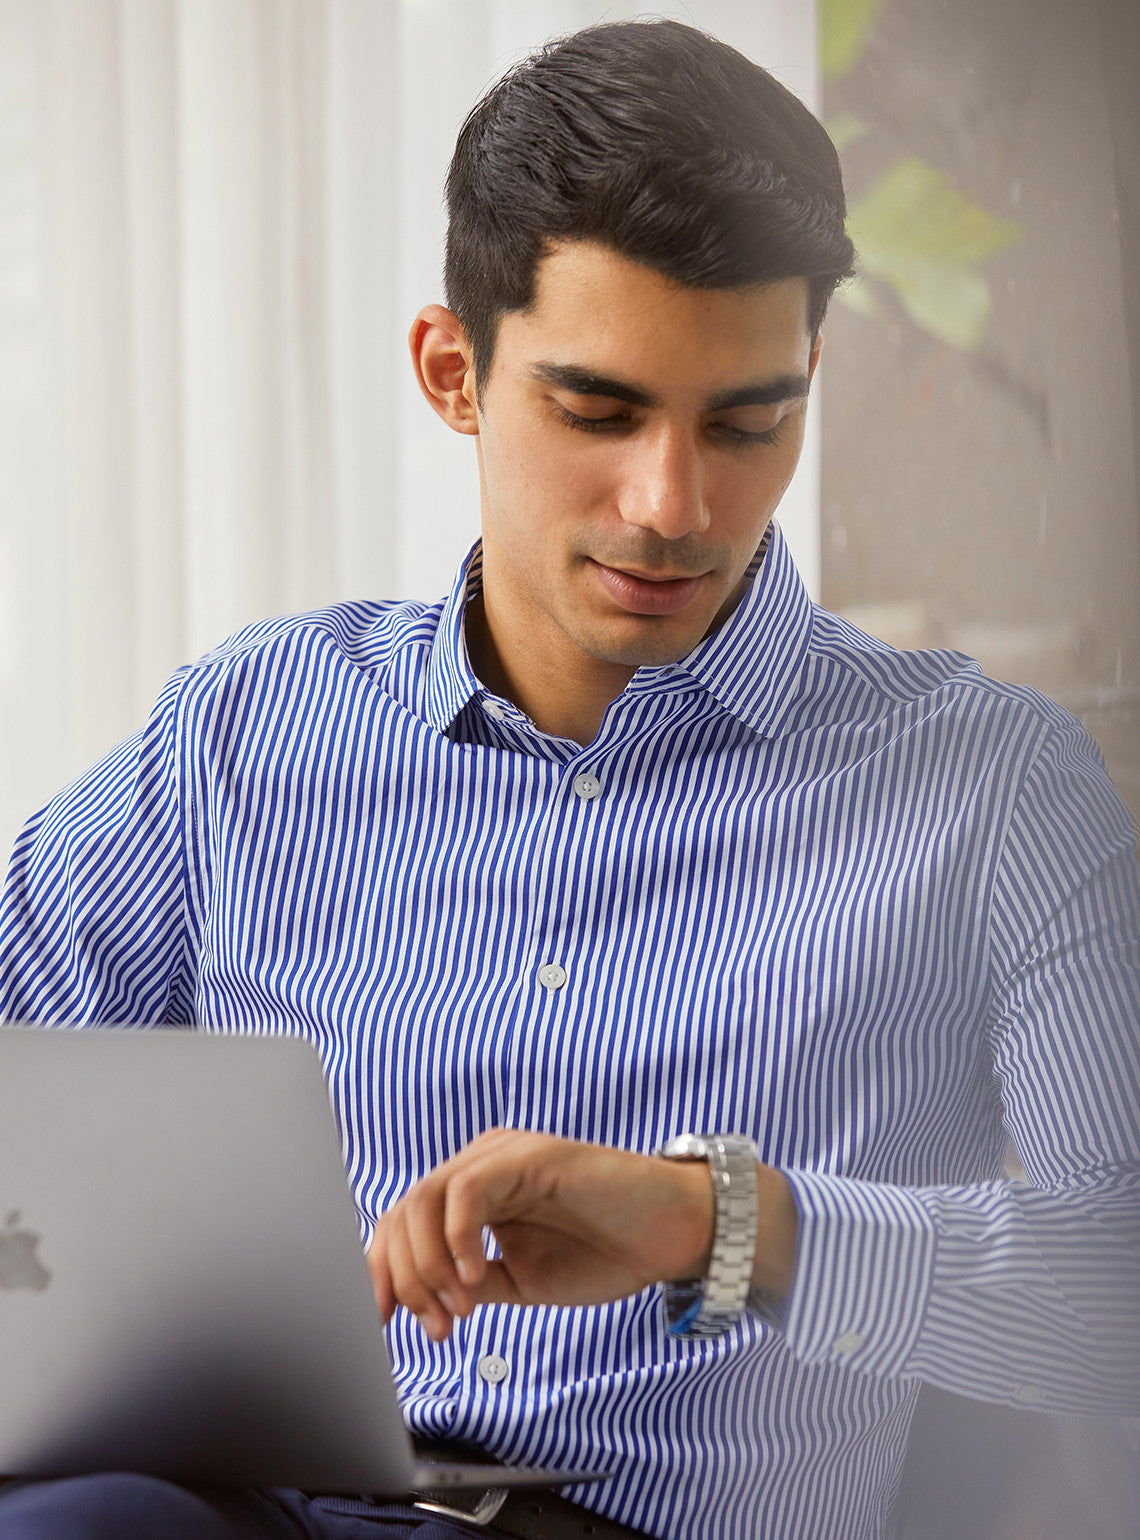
[779,1169,937,1379]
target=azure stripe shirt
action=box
[2,526,1139,1540]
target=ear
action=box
[409,305,480,436]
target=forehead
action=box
[491,239,812,393]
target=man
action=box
[1,18,1138,1540]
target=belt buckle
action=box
[412,1487,509,1527]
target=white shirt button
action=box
[477,1353,509,1385]
[1014,1384,1046,1405]
[572,772,601,801]
[832,1330,866,1357]
[481,699,506,721]
[537,962,567,990]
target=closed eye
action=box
[550,402,631,434]
[550,400,792,448]
[709,419,788,448]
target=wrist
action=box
[656,1133,760,1337]
[663,1159,716,1283]
[654,1138,801,1339]
[751,1165,799,1301]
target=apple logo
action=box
[0,1209,52,1292]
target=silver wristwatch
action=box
[655,1133,759,1338]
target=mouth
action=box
[589,559,709,617]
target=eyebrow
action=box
[529,361,811,412]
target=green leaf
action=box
[846,156,1022,349]
[849,156,1021,264]
[820,0,890,81]
[872,257,991,348]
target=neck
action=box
[465,594,633,747]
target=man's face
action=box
[472,240,819,682]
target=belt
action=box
[410,1440,648,1540]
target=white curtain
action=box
[0,0,818,858]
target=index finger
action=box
[438,1129,546,1285]
[365,1223,397,1322]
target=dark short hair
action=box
[445,19,856,390]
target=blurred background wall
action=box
[820,0,1140,823]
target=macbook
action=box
[0,1024,603,1496]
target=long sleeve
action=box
[778,713,1140,1414]
[0,668,197,1026]
[3,547,1137,1536]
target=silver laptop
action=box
[0,1025,604,1495]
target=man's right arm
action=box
[0,667,196,1027]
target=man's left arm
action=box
[778,713,1140,1415]
[372,714,1140,1415]
[367,1125,798,1343]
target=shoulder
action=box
[195,595,440,674]
[799,607,1136,869]
[172,596,444,715]
[803,604,1085,746]
[795,604,1131,824]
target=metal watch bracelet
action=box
[655,1133,759,1338]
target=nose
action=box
[616,425,710,540]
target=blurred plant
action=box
[820,0,890,82]
[820,0,1023,350]
[843,157,1021,349]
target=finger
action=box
[382,1207,457,1343]
[442,1170,495,1288]
[400,1181,476,1317]
[365,1224,397,1322]
[439,1136,541,1286]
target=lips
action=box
[591,560,707,616]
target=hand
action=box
[367,1129,798,1342]
[367,1129,713,1341]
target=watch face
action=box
[659,1134,708,1161]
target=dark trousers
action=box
[0,1475,486,1539]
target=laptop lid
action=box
[0,1026,602,1495]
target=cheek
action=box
[718,454,794,524]
[479,425,548,529]
[498,438,614,528]
[740,428,807,512]
[775,435,808,503]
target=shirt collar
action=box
[665,522,815,738]
[423,523,814,741]
[423,544,487,734]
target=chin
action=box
[582,619,707,671]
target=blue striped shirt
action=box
[2,525,1139,1540]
